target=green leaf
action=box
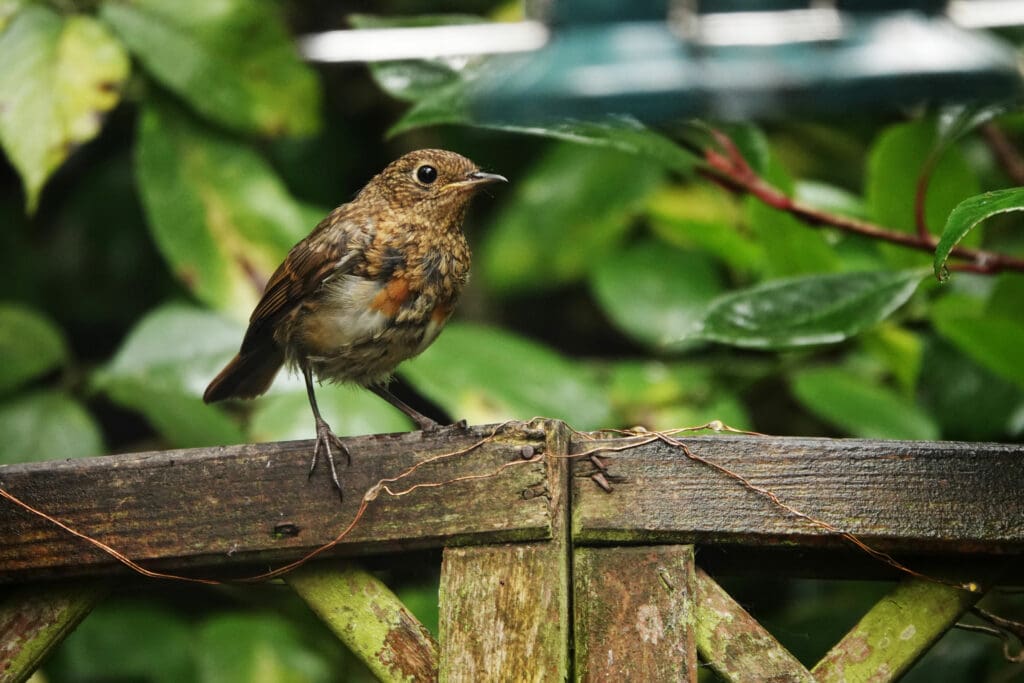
[248,384,412,443]
[791,367,939,440]
[94,303,245,447]
[919,338,1024,441]
[348,14,484,103]
[481,143,664,293]
[589,242,724,348]
[402,323,613,429]
[935,102,1013,150]
[0,390,104,463]
[859,324,923,397]
[50,602,196,683]
[482,117,696,175]
[0,1,27,33]
[197,613,331,683]
[688,270,926,349]
[646,185,763,274]
[745,153,841,277]
[363,25,696,174]
[866,120,980,265]
[604,361,751,432]
[0,304,67,395]
[100,0,320,136]
[794,180,868,220]
[136,96,318,315]
[931,301,1024,390]
[934,188,1024,280]
[0,7,129,211]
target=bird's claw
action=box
[310,418,350,499]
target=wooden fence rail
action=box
[0,419,1021,681]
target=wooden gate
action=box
[0,420,1020,681]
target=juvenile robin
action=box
[203,149,506,495]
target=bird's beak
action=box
[465,170,508,186]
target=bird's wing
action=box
[240,209,363,353]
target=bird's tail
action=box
[203,345,284,403]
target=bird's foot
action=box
[309,417,351,500]
[412,414,440,432]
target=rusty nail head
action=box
[591,472,613,493]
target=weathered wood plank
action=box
[812,579,983,682]
[573,545,698,682]
[438,421,570,682]
[286,561,437,683]
[0,423,550,581]
[573,435,1024,554]
[0,580,109,683]
[694,568,815,682]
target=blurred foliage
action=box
[1,0,1023,680]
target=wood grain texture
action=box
[574,545,698,682]
[438,422,571,682]
[0,423,550,581]
[572,435,1024,553]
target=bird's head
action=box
[363,149,507,219]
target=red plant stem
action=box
[913,158,936,240]
[700,148,1024,275]
[981,123,1024,186]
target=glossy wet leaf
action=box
[368,30,697,175]
[94,303,245,447]
[248,384,411,443]
[0,304,67,395]
[934,188,1024,280]
[196,613,331,683]
[791,367,939,440]
[687,270,926,349]
[100,0,320,136]
[482,143,664,292]
[136,97,320,315]
[0,6,128,211]
[402,323,612,429]
[590,242,724,348]
[0,390,104,463]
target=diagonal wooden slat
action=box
[693,567,815,682]
[574,545,698,681]
[286,560,438,682]
[0,580,109,683]
[812,578,984,681]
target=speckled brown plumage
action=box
[203,149,506,496]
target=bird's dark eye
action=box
[415,165,438,185]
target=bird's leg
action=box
[303,365,349,498]
[369,384,441,432]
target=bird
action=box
[203,149,507,496]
